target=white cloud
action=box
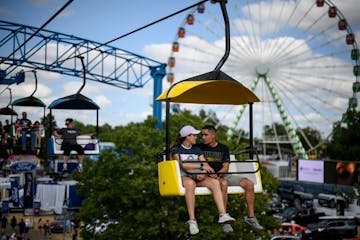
[93,95,111,107]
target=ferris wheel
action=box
[165,0,359,159]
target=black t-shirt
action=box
[56,128,80,145]
[3,124,10,134]
[198,143,230,172]
[20,118,32,131]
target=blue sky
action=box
[0,0,359,140]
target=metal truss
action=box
[0,20,165,89]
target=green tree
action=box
[42,112,57,138]
[263,122,287,136]
[295,126,322,150]
[72,120,97,135]
[328,109,360,161]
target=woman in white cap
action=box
[171,125,235,235]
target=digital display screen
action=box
[324,161,359,186]
[298,159,324,183]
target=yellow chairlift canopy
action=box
[156,71,260,105]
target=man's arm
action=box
[216,144,231,177]
[53,129,61,138]
[216,162,230,178]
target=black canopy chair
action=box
[11,71,46,120]
[48,93,100,135]
[0,88,18,117]
[0,107,18,116]
[47,56,100,166]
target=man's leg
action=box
[219,178,228,210]
[76,145,84,171]
[239,178,255,217]
[30,131,35,151]
[21,131,26,150]
[77,155,84,172]
[78,155,83,165]
[63,155,69,172]
[240,178,264,231]
[217,178,233,233]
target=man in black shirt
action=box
[53,118,84,172]
[199,125,263,232]
[20,112,35,151]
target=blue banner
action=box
[2,199,9,215]
[24,172,33,209]
[10,181,19,207]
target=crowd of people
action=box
[0,112,43,156]
[0,215,79,240]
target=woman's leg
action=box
[182,177,197,220]
[198,177,226,214]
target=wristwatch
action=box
[199,162,204,171]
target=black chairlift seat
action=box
[0,106,18,116]
[12,96,46,108]
[48,93,99,110]
[12,96,46,121]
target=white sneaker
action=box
[221,223,233,233]
[186,219,199,235]
[77,164,83,172]
[218,213,235,224]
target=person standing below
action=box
[53,118,84,172]
[10,216,16,231]
[199,125,264,232]
[44,219,51,237]
[171,125,235,235]
[71,224,78,240]
[1,216,7,234]
[19,112,35,151]
[18,219,26,238]
[37,218,43,233]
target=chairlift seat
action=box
[158,155,262,196]
[51,135,99,155]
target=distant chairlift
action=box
[0,88,18,116]
[11,70,46,138]
[48,57,100,157]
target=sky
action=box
[0,0,359,140]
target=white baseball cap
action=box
[180,125,200,137]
